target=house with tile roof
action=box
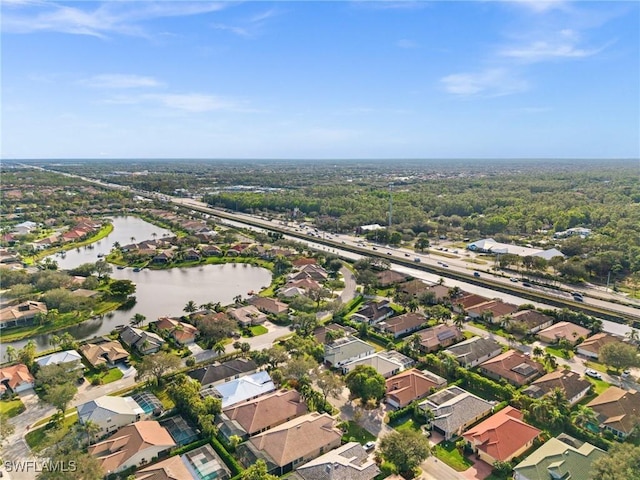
[88,421,176,474]
[415,324,464,353]
[463,406,541,465]
[204,370,276,409]
[386,369,447,409]
[247,296,289,315]
[218,389,308,440]
[187,358,258,388]
[0,300,47,329]
[377,312,427,338]
[419,386,494,440]
[293,442,380,480]
[537,322,590,345]
[237,412,342,475]
[151,317,199,345]
[35,349,83,370]
[452,293,491,314]
[576,332,625,359]
[396,279,431,297]
[120,326,165,355]
[467,300,519,321]
[478,350,545,387]
[323,336,375,368]
[507,310,554,335]
[513,436,606,480]
[0,363,35,394]
[77,395,145,436]
[375,270,409,288]
[522,370,592,405]
[228,305,268,327]
[134,444,231,480]
[444,336,503,368]
[79,340,130,368]
[341,351,414,378]
[313,323,357,344]
[351,300,395,324]
[587,387,640,439]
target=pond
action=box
[2,216,272,355]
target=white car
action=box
[585,369,602,379]
[364,441,376,451]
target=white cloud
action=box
[500,40,606,62]
[1,1,229,38]
[103,92,243,113]
[81,74,163,89]
[509,0,567,14]
[211,6,282,38]
[440,68,528,97]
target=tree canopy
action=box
[379,429,431,474]
[345,365,386,405]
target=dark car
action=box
[522,281,532,287]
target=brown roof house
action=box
[452,293,491,314]
[587,387,640,439]
[467,300,519,322]
[537,322,590,345]
[397,279,431,297]
[237,412,342,475]
[228,305,268,327]
[80,340,130,368]
[385,369,447,409]
[378,312,427,339]
[523,370,592,405]
[506,310,554,334]
[0,363,35,394]
[0,300,47,330]
[463,407,541,465]
[376,270,409,288]
[478,350,545,387]
[88,421,176,474]
[135,444,231,480]
[152,317,199,345]
[415,324,464,353]
[576,333,625,359]
[351,300,394,325]
[293,442,380,480]
[247,296,289,315]
[218,389,308,441]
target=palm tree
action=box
[130,313,146,327]
[532,346,544,358]
[184,300,198,314]
[200,302,216,313]
[79,420,101,446]
[4,346,16,363]
[570,405,598,428]
[626,328,640,345]
[544,352,557,370]
[410,333,423,354]
[213,342,226,357]
[547,387,570,415]
[453,314,465,329]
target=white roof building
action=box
[205,371,276,409]
[35,350,83,369]
[467,238,564,260]
[77,395,144,435]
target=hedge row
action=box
[387,402,417,423]
[211,435,243,476]
[564,422,614,451]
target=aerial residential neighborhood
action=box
[0,160,639,480]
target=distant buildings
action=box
[467,238,564,261]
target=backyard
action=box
[340,420,376,445]
[0,398,25,418]
[433,440,474,472]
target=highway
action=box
[22,164,640,329]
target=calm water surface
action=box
[1,216,271,356]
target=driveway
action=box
[224,321,292,354]
[339,266,357,303]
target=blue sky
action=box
[2,0,638,159]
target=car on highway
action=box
[372,247,377,250]
[522,281,532,287]
[441,263,449,268]
[585,369,602,379]
[474,272,481,277]
[387,252,392,255]
[510,277,519,282]
[404,253,410,257]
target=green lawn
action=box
[341,421,376,445]
[26,412,79,451]
[249,325,268,336]
[585,376,610,395]
[545,346,574,359]
[585,360,610,374]
[433,440,474,472]
[0,398,25,418]
[392,416,423,434]
[86,367,124,385]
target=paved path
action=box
[339,266,357,303]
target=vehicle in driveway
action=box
[586,369,602,379]
[364,441,376,451]
[622,369,631,378]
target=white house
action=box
[77,395,144,435]
[324,336,375,368]
[35,350,83,371]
